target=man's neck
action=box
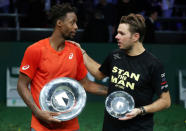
[126,42,145,56]
[50,31,65,51]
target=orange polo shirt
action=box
[20,38,87,131]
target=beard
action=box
[63,32,75,40]
[121,44,133,54]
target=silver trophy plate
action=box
[105,91,135,118]
[39,77,86,121]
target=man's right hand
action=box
[35,110,62,124]
[67,40,81,48]
[67,40,86,54]
[17,73,62,125]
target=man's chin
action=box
[64,36,74,40]
[69,34,76,39]
[118,45,123,49]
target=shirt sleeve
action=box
[76,48,87,80]
[151,61,169,97]
[19,45,40,79]
[99,53,112,76]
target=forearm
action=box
[17,73,41,116]
[17,73,61,124]
[83,53,104,80]
[80,77,108,95]
[120,92,171,120]
[68,41,105,80]
[86,81,108,95]
[17,85,40,115]
[17,83,61,124]
[143,92,171,114]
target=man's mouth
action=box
[71,31,76,36]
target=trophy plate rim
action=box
[105,91,135,118]
[39,77,86,121]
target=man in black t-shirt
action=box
[74,13,171,131]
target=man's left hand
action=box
[118,108,141,120]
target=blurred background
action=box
[0,0,186,131]
[0,0,186,43]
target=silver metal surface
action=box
[105,91,135,118]
[39,77,86,121]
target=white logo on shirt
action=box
[22,65,30,70]
[69,53,73,59]
[113,53,121,60]
[161,73,165,77]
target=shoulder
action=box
[110,49,126,58]
[145,50,163,68]
[65,41,82,53]
[101,49,124,63]
[107,49,121,56]
[146,51,161,62]
[26,38,48,53]
[112,49,121,53]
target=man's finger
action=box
[67,40,80,47]
[119,116,130,120]
[50,117,62,123]
[50,112,61,116]
[119,116,133,120]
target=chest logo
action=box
[22,65,30,70]
[111,66,141,90]
[69,53,73,60]
[113,53,121,60]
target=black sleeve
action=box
[99,53,112,76]
[151,61,169,97]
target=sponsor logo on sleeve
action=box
[22,65,30,70]
[161,84,168,90]
[69,53,73,60]
[160,73,168,90]
[161,73,165,77]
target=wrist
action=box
[137,108,142,115]
[82,50,86,55]
[139,106,147,115]
[32,107,41,117]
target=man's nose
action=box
[115,34,119,40]
[74,23,78,30]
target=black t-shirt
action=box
[99,49,169,131]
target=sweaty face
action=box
[115,23,134,50]
[60,12,78,39]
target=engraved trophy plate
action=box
[105,91,135,118]
[39,77,86,121]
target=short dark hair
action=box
[146,7,158,17]
[120,13,146,42]
[48,3,76,27]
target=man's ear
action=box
[56,19,63,28]
[132,33,140,42]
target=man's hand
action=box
[67,40,86,54]
[17,73,62,124]
[67,40,81,48]
[35,110,62,124]
[79,76,107,95]
[118,108,141,120]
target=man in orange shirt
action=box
[17,3,107,131]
